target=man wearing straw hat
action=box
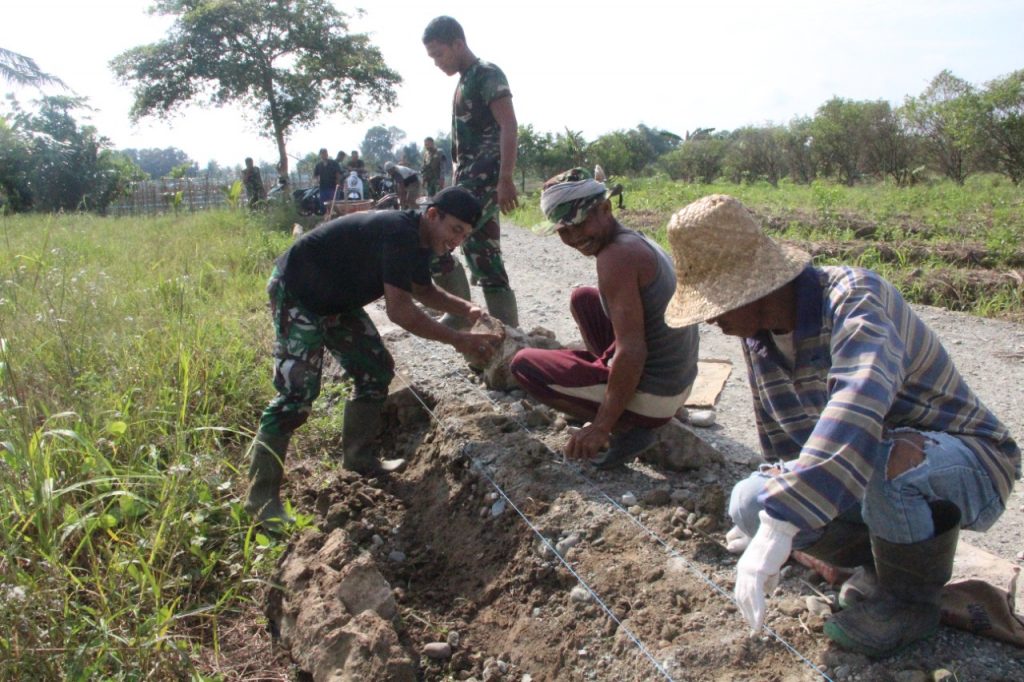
[664,194,1019,658]
[509,168,699,469]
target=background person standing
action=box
[421,136,446,197]
[423,15,520,328]
[313,148,342,212]
[241,157,266,209]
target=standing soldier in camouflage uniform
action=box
[423,15,520,328]
[245,187,502,530]
[421,136,446,197]
[242,157,266,209]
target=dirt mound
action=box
[266,381,844,681]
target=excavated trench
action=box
[265,380,837,682]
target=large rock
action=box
[642,418,725,471]
[267,529,414,682]
[465,317,563,391]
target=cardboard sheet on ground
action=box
[685,359,733,408]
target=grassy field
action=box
[511,174,1024,319]
[0,210,294,679]
[0,175,1021,679]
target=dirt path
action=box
[266,220,1024,682]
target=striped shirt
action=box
[749,266,1020,530]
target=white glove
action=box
[725,525,751,554]
[735,510,800,633]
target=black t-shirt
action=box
[277,210,431,315]
[314,159,342,190]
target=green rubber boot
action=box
[244,431,294,532]
[433,261,473,329]
[824,501,960,658]
[341,399,406,476]
[483,287,519,328]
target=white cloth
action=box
[735,510,799,633]
[539,179,606,220]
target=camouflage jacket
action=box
[452,59,512,202]
[421,147,445,183]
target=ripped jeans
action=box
[729,430,1005,546]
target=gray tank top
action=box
[601,230,699,396]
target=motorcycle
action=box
[266,179,324,216]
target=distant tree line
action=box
[0,96,147,213]
[518,69,1024,188]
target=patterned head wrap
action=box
[540,168,608,229]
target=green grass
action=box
[509,174,1024,318]
[0,209,294,679]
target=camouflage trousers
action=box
[257,269,395,437]
[429,211,511,291]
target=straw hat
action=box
[664,195,810,327]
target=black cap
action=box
[428,186,482,227]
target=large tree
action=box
[901,70,979,185]
[111,0,401,179]
[977,70,1024,184]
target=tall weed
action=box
[0,210,291,678]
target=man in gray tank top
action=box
[510,168,699,469]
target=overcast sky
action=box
[4,0,1023,168]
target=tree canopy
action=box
[110,0,401,178]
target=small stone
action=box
[621,492,638,506]
[805,595,832,618]
[686,512,698,526]
[1016,550,1024,561]
[569,585,591,603]
[932,670,955,682]
[371,534,384,547]
[556,533,581,555]
[688,409,717,427]
[490,499,507,517]
[423,642,452,659]
[693,515,718,532]
[553,417,567,432]
[388,550,406,563]
[447,630,461,648]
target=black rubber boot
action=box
[824,500,961,658]
[244,431,294,532]
[341,399,406,476]
[591,427,657,470]
[433,262,472,329]
[799,517,873,568]
[483,287,519,328]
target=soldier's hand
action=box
[497,176,518,214]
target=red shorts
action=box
[510,287,686,429]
